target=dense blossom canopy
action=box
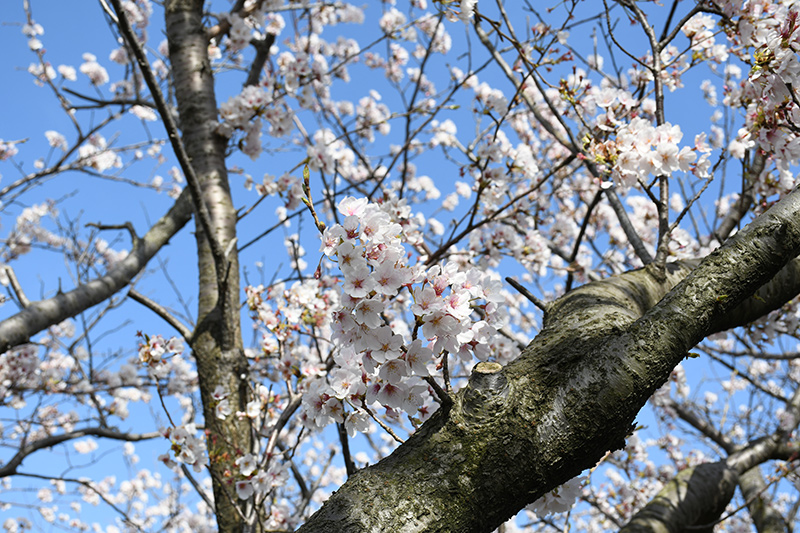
[1,0,800,531]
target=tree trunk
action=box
[298,188,800,532]
[164,2,250,531]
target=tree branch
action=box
[0,190,193,353]
[128,287,193,342]
[619,461,738,533]
[298,186,800,533]
[0,426,161,478]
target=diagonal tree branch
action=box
[298,186,800,533]
[619,461,738,533]
[0,189,192,353]
[0,426,161,478]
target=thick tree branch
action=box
[738,466,789,533]
[299,187,800,532]
[163,1,250,531]
[619,461,738,533]
[0,190,192,353]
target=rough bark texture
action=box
[298,188,800,532]
[619,462,738,533]
[0,190,193,353]
[164,2,250,531]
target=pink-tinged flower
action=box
[399,379,429,413]
[422,311,460,339]
[338,196,368,217]
[215,399,232,420]
[235,480,254,500]
[167,337,184,353]
[372,262,406,296]
[443,289,472,320]
[411,285,442,316]
[245,399,261,418]
[676,146,696,172]
[44,130,67,150]
[344,410,371,437]
[58,64,77,81]
[73,438,98,454]
[336,241,366,273]
[378,357,408,383]
[342,215,361,240]
[130,105,157,122]
[354,298,384,328]
[376,381,406,409]
[694,132,711,153]
[654,142,679,175]
[212,385,228,401]
[656,122,682,144]
[362,210,401,243]
[330,367,363,400]
[405,339,432,376]
[79,53,108,85]
[235,453,257,477]
[342,266,377,298]
[616,150,640,174]
[264,462,289,489]
[368,326,403,363]
[320,225,345,256]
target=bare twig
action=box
[505,277,548,312]
[128,288,193,341]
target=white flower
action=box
[235,453,257,477]
[235,480,254,500]
[74,438,98,454]
[44,130,67,150]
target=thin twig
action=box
[128,288,193,342]
[362,406,405,444]
[3,266,30,308]
[423,376,453,408]
[505,277,548,312]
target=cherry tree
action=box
[1,0,800,531]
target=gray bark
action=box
[297,188,800,532]
[619,462,738,533]
[164,1,250,531]
[739,467,788,533]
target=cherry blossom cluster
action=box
[136,333,184,365]
[218,85,294,160]
[296,196,509,432]
[158,423,206,472]
[526,475,586,518]
[4,202,62,260]
[77,133,122,172]
[0,344,40,408]
[232,452,290,502]
[79,53,109,86]
[742,3,800,168]
[602,119,709,189]
[306,128,357,179]
[681,12,731,64]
